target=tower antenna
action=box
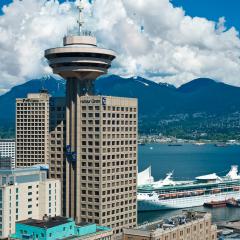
[77,0,84,35]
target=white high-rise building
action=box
[0,166,61,239]
[0,139,15,168]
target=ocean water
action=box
[138,143,240,224]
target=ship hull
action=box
[138,191,240,211]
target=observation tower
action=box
[45,0,116,219]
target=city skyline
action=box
[0,1,240,239]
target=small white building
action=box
[0,139,15,168]
[0,166,61,239]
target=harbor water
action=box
[138,143,240,224]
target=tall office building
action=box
[49,97,66,180]
[45,1,138,235]
[0,139,15,168]
[16,92,50,167]
[0,166,61,239]
[49,97,66,213]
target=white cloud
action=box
[0,0,76,93]
[0,0,240,94]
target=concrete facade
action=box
[0,139,15,168]
[49,97,66,180]
[123,211,217,240]
[49,97,66,214]
[16,92,50,167]
[64,95,138,235]
[0,166,61,239]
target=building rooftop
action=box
[0,165,48,174]
[11,217,113,240]
[18,216,70,229]
[218,220,240,231]
[0,139,15,142]
[137,211,210,232]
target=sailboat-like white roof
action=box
[138,166,154,186]
[196,173,221,181]
[226,165,240,180]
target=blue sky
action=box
[1,0,239,31]
[171,0,240,31]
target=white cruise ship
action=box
[138,165,240,211]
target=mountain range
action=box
[1,75,240,138]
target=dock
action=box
[217,220,240,238]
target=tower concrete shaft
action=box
[65,79,88,219]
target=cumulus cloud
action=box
[0,0,240,94]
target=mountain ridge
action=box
[1,75,240,138]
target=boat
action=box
[168,144,182,146]
[194,142,205,146]
[138,165,240,211]
[215,143,227,147]
[204,200,227,208]
[226,199,240,208]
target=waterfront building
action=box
[123,211,217,240]
[44,1,138,235]
[0,166,61,239]
[16,91,50,167]
[0,139,15,168]
[10,216,113,240]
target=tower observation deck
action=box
[45,34,116,95]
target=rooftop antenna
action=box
[41,78,45,91]
[90,0,95,17]
[40,77,48,94]
[140,20,145,33]
[77,0,84,35]
[66,25,69,36]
